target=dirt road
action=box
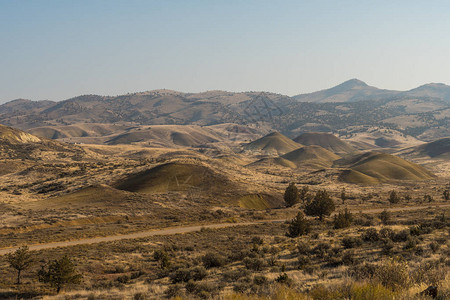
[0,203,448,256]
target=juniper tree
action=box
[6,246,33,285]
[284,182,299,207]
[305,189,335,221]
[286,211,311,238]
[38,255,82,293]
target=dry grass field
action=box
[0,126,448,299]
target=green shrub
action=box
[379,227,394,239]
[243,257,265,271]
[170,266,207,283]
[388,190,400,204]
[333,208,353,229]
[379,210,390,225]
[362,228,379,242]
[342,236,363,249]
[297,241,311,255]
[374,258,410,291]
[202,252,225,269]
[286,212,311,238]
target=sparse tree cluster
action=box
[5,247,81,293]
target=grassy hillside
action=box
[281,145,341,168]
[243,132,301,155]
[293,132,356,155]
[338,152,434,183]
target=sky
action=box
[2,0,450,103]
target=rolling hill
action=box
[337,151,434,184]
[293,132,356,155]
[402,137,450,159]
[0,124,85,161]
[281,145,341,168]
[106,125,223,148]
[115,162,236,194]
[242,132,302,155]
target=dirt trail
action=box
[0,204,448,256]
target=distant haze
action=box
[2,1,450,103]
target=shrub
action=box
[410,224,433,236]
[185,280,221,298]
[243,257,264,271]
[429,241,440,253]
[381,239,395,255]
[342,250,356,265]
[379,227,395,240]
[333,208,353,229]
[412,260,447,286]
[170,266,207,283]
[350,283,397,300]
[388,190,400,204]
[253,275,267,285]
[251,236,264,245]
[423,194,433,202]
[286,211,311,237]
[275,273,292,285]
[304,190,335,221]
[403,237,418,250]
[222,269,250,282]
[297,241,311,255]
[117,274,130,284]
[342,236,363,249]
[202,252,225,269]
[443,190,449,201]
[374,258,410,291]
[349,263,378,281]
[379,210,390,225]
[153,249,170,269]
[313,242,331,258]
[362,228,379,242]
[392,230,410,242]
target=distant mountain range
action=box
[293,79,450,103]
[0,80,448,142]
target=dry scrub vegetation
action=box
[0,205,448,299]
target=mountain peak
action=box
[336,79,369,89]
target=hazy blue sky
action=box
[2,1,450,102]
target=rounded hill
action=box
[243,132,301,155]
[115,162,235,194]
[338,151,434,184]
[293,132,356,155]
[281,145,341,168]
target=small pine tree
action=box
[380,209,390,225]
[443,190,449,201]
[286,211,311,237]
[299,186,311,203]
[38,255,82,293]
[340,188,347,204]
[423,194,433,202]
[388,190,400,204]
[304,189,335,221]
[333,208,353,229]
[284,182,299,207]
[6,246,33,285]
